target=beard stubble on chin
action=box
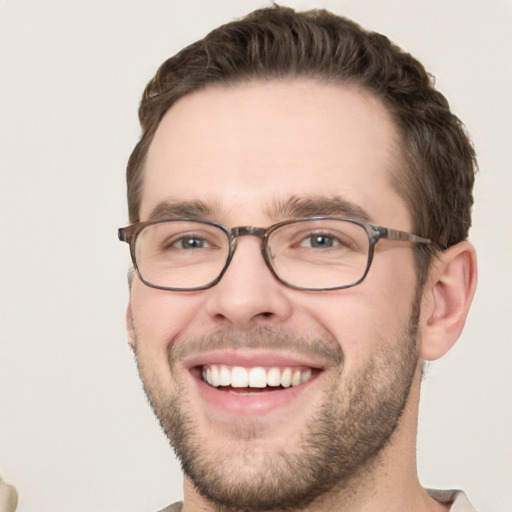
[134,300,421,512]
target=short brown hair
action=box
[126,5,476,283]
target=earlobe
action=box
[126,303,136,351]
[419,240,477,361]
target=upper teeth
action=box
[202,365,313,389]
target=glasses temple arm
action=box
[384,228,431,245]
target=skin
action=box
[126,79,477,511]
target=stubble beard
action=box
[134,302,420,512]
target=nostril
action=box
[260,312,273,318]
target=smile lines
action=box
[201,364,313,389]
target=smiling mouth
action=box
[200,364,317,394]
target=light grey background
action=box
[0,1,510,511]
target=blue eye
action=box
[300,233,341,248]
[174,236,211,249]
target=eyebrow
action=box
[266,195,372,223]
[146,195,372,224]
[147,199,217,221]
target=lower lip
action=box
[192,372,318,416]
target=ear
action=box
[126,302,136,351]
[419,240,477,361]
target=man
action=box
[119,6,477,511]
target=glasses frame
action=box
[118,217,431,292]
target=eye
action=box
[299,233,342,249]
[171,235,211,250]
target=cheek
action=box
[130,282,205,357]
[302,253,418,363]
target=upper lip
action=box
[182,349,328,371]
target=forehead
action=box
[141,79,409,227]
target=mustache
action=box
[168,325,343,365]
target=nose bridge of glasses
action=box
[222,226,273,282]
[227,226,270,268]
[230,226,267,240]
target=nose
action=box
[205,236,293,330]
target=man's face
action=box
[128,80,423,509]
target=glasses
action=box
[118,217,431,292]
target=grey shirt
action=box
[156,489,477,511]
